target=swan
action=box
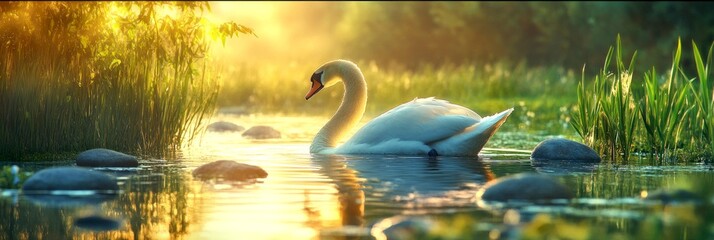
[305,59,513,156]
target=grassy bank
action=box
[218,60,580,135]
[0,2,252,160]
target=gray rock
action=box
[371,215,435,240]
[477,173,573,202]
[76,148,138,167]
[242,126,281,139]
[74,215,123,231]
[192,160,268,181]
[23,194,117,207]
[207,121,245,132]
[531,138,601,162]
[22,167,118,191]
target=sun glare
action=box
[206,2,283,62]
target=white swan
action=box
[305,59,513,156]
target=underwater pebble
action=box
[242,126,281,139]
[76,148,138,167]
[207,121,245,132]
[370,215,435,240]
[22,167,118,191]
[477,173,573,202]
[74,215,122,231]
[530,138,601,162]
[192,160,268,181]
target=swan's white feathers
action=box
[339,97,484,154]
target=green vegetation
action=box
[217,60,579,135]
[0,165,31,189]
[301,2,714,72]
[0,2,253,160]
[571,36,714,162]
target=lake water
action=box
[1,115,713,239]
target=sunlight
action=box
[206,2,282,62]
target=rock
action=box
[530,138,601,162]
[371,215,435,240]
[76,148,138,167]
[242,126,281,139]
[643,189,702,204]
[23,194,117,207]
[476,173,573,202]
[207,121,245,132]
[74,215,123,231]
[192,160,268,181]
[22,167,118,191]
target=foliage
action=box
[331,2,714,72]
[637,40,692,158]
[0,2,253,159]
[0,165,31,189]
[687,41,714,154]
[571,36,714,162]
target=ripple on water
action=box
[4,115,713,239]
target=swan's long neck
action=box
[311,66,367,153]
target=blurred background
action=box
[209,2,714,70]
[206,1,714,117]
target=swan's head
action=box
[305,59,359,100]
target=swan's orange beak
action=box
[305,80,324,100]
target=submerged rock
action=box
[192,160,268,181]
[370,215,435,240]
[22,167,119,191]
[74,215,122,231]
[530,138,601,162]
[207,121,245,132]
[242,126,281,139]
[642,189,702,204]
[24,194,117,207]
[477,173,573,202]
[76,148,138,167]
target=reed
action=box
[571,36,639,161]
[572,36,714,162]
[687,41,714,155]
[637,40,693,159]
[0,2,252,160]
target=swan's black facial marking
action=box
[428,149,438,157]
[311,71,323,83]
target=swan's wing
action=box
[344,97,481,146]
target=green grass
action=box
[0,2,252,160]
[571,36,714,162]
[688,41,714,155]
[218,59,580,136]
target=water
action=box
[1,115,713,239]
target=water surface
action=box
[1,115,713,239]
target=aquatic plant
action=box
[572,36,639,161]
[572,36,714,162]
[637,40,692,159]
[687,41,714,154]
[0,165,31,189]
[0,2,254,159]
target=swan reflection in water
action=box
[308,153,507,231]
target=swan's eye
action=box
[311,71,323,83]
